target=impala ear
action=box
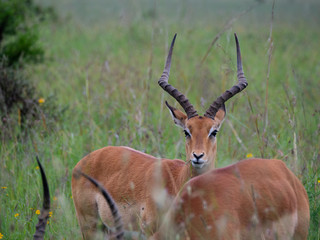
[165,101,187,129]
[214,103,226,129]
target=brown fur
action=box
[72,111,225,239]
[155,159,310,240]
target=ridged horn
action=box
[158,34,198,119]
[204,33,248,119]
[33,156,50,240]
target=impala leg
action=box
[291,173,310,240]
[293,206,310,240]
[73,190,100,239]
[76,213,99,240]
[139,198,159,237]
[96,194,116,230]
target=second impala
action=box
[71,33,248,239]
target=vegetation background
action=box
[0,0,319,239]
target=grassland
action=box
[0,0,319,239]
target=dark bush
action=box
[0,62,65,138]
[0,62,37,121]
[0,1,63,139]
[0,0,56,66]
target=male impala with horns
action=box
[72,33,248,239]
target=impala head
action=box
[158,33,247,171]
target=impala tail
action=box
[33,156,51,240]
[79,171,124,240]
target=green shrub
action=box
[0,0,55,66]
[0,0,62,139]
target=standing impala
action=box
[155,158,310,240]
[71,33,247,239]
[151,35,310,240]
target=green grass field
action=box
[0,0,319,239]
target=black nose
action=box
[193,152,204,160]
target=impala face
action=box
[185,115,224,169]
[158,33,247,171]
[166,101,225,170]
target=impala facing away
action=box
[71,33,248,239]
[154,158,310,240]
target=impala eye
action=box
[184,130,191,138]
[209,130,218,138]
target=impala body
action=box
[71,132,222,238]
[72,33,248,239]
[155,158,309,240]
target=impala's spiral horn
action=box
[204,33,248,120]
[158,34,198,119]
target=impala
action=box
[155,158,310,240]
[71,33,247,239]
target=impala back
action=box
[158,159,310,240]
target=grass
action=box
[0,0,319,239]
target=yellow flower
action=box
[47,220,50,225]
[38,98,45,104]
[0,232,3,239]
[35,166,39,170]
[36,210,40,215]
[318,180,320,184]
[14,213,19,218]
[53,196,57,201]
[246,153,253,158]
[49,211,53,217]
[1,187,7,189]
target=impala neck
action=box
[190,160,214,176]
[178,145,217,187]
